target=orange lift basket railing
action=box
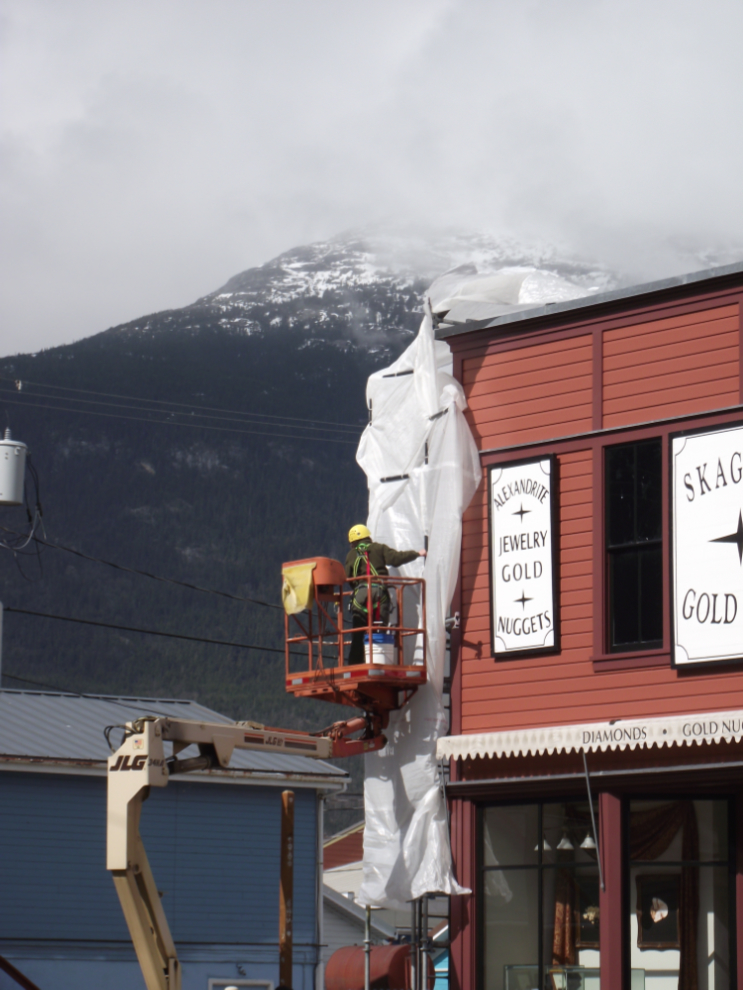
[282,556,427,725]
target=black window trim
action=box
[605,437,664,653]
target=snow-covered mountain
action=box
[2,226,737,833]
[211,227,615,300]
[0,227,618,825]
[112,227,617,361]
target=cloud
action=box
[1,0,742,354]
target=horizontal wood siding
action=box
[0,773,127,940]
[460,450,593,732]
[463,336,593,449]
[324,824,364,870]
[0,773,317,945]
[602,304,740,427]
[454,284,743,736]
[460,445,743,733]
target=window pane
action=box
[610,550,639,647]
[629,865,730,990]
[610,547,663,650]
[543,867,600,977]
[607,445,636,546]
[628,800,731,990]
[699,866,730,989]
[696,800,729,861]
[636,440,662,542]
[541,802,600,866]
[630,800,729,863]
[484,869,538,990]
[606,438,663,652]
[639,547,663,644]
[484,805,539,867]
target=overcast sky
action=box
[2,0,742,355]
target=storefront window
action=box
[482,801,600,990]
[628,799,732,990]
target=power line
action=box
[0,527,283,611]
[2,672,68,690]
[2,670,100,693]
[0,671,184,718]
[4,605,293,654]
[0,375,363,432]
[0,395,360,445]
[0,386,359,436]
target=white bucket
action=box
[363,632,395,665]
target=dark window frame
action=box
[477,797,602,990]
[605,438,664,653]
[622,793,737,982]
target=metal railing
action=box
[285,574,426,676]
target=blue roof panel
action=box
[0,689,346,780]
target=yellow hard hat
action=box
[348,524,371,543]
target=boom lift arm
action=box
[109,556,428,990]
[106,713,385,990]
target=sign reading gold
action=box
[672,422,743,666]
[489,456,558,657]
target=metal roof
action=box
[323,883,396,938]
[434,260,743,339]
[0,689,346,783]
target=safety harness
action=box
[351,541,386,621]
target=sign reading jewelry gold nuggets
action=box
[672,422,743,666]
[489,456,559,657]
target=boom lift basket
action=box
[282,556,427,716]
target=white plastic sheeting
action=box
[430,265,596,326]
[355,303,481,909]
[352,262,610,907]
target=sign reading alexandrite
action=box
[672,422,743,666]
[489,456,558,657]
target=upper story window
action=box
[606,439,663,651]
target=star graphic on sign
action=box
[513,503,531,522]
[515,591,533,610]
[710,510,743,564]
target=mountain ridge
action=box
[0,228,618,829]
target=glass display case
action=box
[503,966,646,990]
[503,965,538,990]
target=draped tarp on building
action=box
[355,304,481,909]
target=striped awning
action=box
[436,710,743,760]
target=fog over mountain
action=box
[2,0,742,355]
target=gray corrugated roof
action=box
[434,260,743,339]
[323,883,396,938]
[0,689,346,781]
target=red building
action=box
[436,263,743,990]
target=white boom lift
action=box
[107,564,428,990]
[106,712,381,990]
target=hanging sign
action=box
[489,456,559,657]
[672,421,743,666]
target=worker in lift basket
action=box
[344,523,426,664]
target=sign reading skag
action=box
[672,422,743,666]
[489,456,558,657]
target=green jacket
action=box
[345,541,420,579]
